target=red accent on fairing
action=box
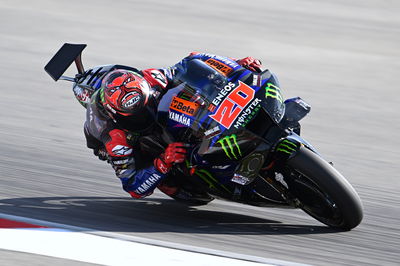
[0,218,47,228]
[141,69,168,89]
[189,51,200,56]
[105,129,133,157]
[128,191,143,199]
[190,167,196,176]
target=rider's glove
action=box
[94,147,108,161]
[154,142,188,174]
[236,57,262,73]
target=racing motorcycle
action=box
[45,43,363,230]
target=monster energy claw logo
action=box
[276,139,299,155]
[265,83,283,104]
[217,134,242,160]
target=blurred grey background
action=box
[0,0,399,265]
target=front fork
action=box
[259,132,318,206]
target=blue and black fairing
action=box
[156,55,305,201]
[157,56,287,166]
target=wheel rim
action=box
[290,176,345,227]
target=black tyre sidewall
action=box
[287,147,363,230]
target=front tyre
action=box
[286,147,363,230]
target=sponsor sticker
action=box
[134,173,163,194]
[209,81,255,129]
[169,111,192,127]
[169,96,199,116]
[111,145,133,156]
[205,58,233,75]
[73,86,90,103]
[212,165,231,170]
[150,70,167,87]
[233,98,262,129]
[265,83,283,104]
[204,126,221,137]
[199,53,238,68]
[217,134,242,160]
[211,82,235,106]
[231,173,251,185]
[121,92,142,109]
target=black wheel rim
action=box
[289,174,344,227]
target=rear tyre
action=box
[286,147,363,230]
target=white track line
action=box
[0,213,309,266]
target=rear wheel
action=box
[286,147,363,230]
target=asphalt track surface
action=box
[0,0,399,265]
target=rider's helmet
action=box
[102,69,152,117]
[101,69,158,132]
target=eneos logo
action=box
[209,81,255,129]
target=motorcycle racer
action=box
[83,53,262,200]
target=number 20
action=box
[209,81,255,129]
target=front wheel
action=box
[286,147,363,230]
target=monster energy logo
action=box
[265,83,283,104]
[184,161,231,193]
[100,88,105,103]
[217,134,242,160]
[91,88,105,104]
[276,139,299,155]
